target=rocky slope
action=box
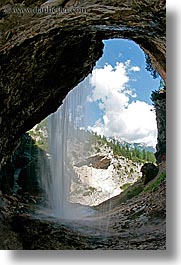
[0,117,151,206]
[0,117,166,250]
[0,163,166,249]
[0,0,166,167]
[27,121,145,206]
[71,148,142,206]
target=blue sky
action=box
[67,39,161,147]
[97,39,161,104]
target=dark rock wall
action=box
[0,134,44,195]
[154,93,166,163]
[0,0,166,168]
[0,30,103,167]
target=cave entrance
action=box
[27,38,164,218]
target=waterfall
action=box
[48,95,70,218]
[42,79,92,219]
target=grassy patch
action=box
[144,172,166,192]
[117,183,144,204]
[120,183,132,191]
[125,185,143,199]
[96,180,144,211]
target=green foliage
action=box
[113,183,144,205]
[130,167,134,173]
[28,118,48,151]
[144,172,166,192]
[95,146,101,153]
[151,90,161,101]
[120,183,132,191]
[145,54,159,79]
[151,89,166,102]
[125,185,143,199]
[89,186,96,192]
[112,143,155,163]
[151,80,166,103]
[83,186,96,196]
[91,131,156,163]
[159,79,166,90]
[35,139,48,151]
[34,118,48,131]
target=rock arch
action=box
[0,0,166,166]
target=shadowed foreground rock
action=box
[0,175,166,250]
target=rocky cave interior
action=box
[0,0,166,250]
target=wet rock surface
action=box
[0,177,166,250]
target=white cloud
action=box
[88,61,157,147]
[130,66,140,72]
[89,63,129,97]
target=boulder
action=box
[141,163,159,185]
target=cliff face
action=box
[71,154,142,206]
[0,0,166,167]
[0,133,45,195]
[154,92,166,163]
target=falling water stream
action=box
[40,79,96,220]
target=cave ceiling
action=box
[0,0,166,166]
